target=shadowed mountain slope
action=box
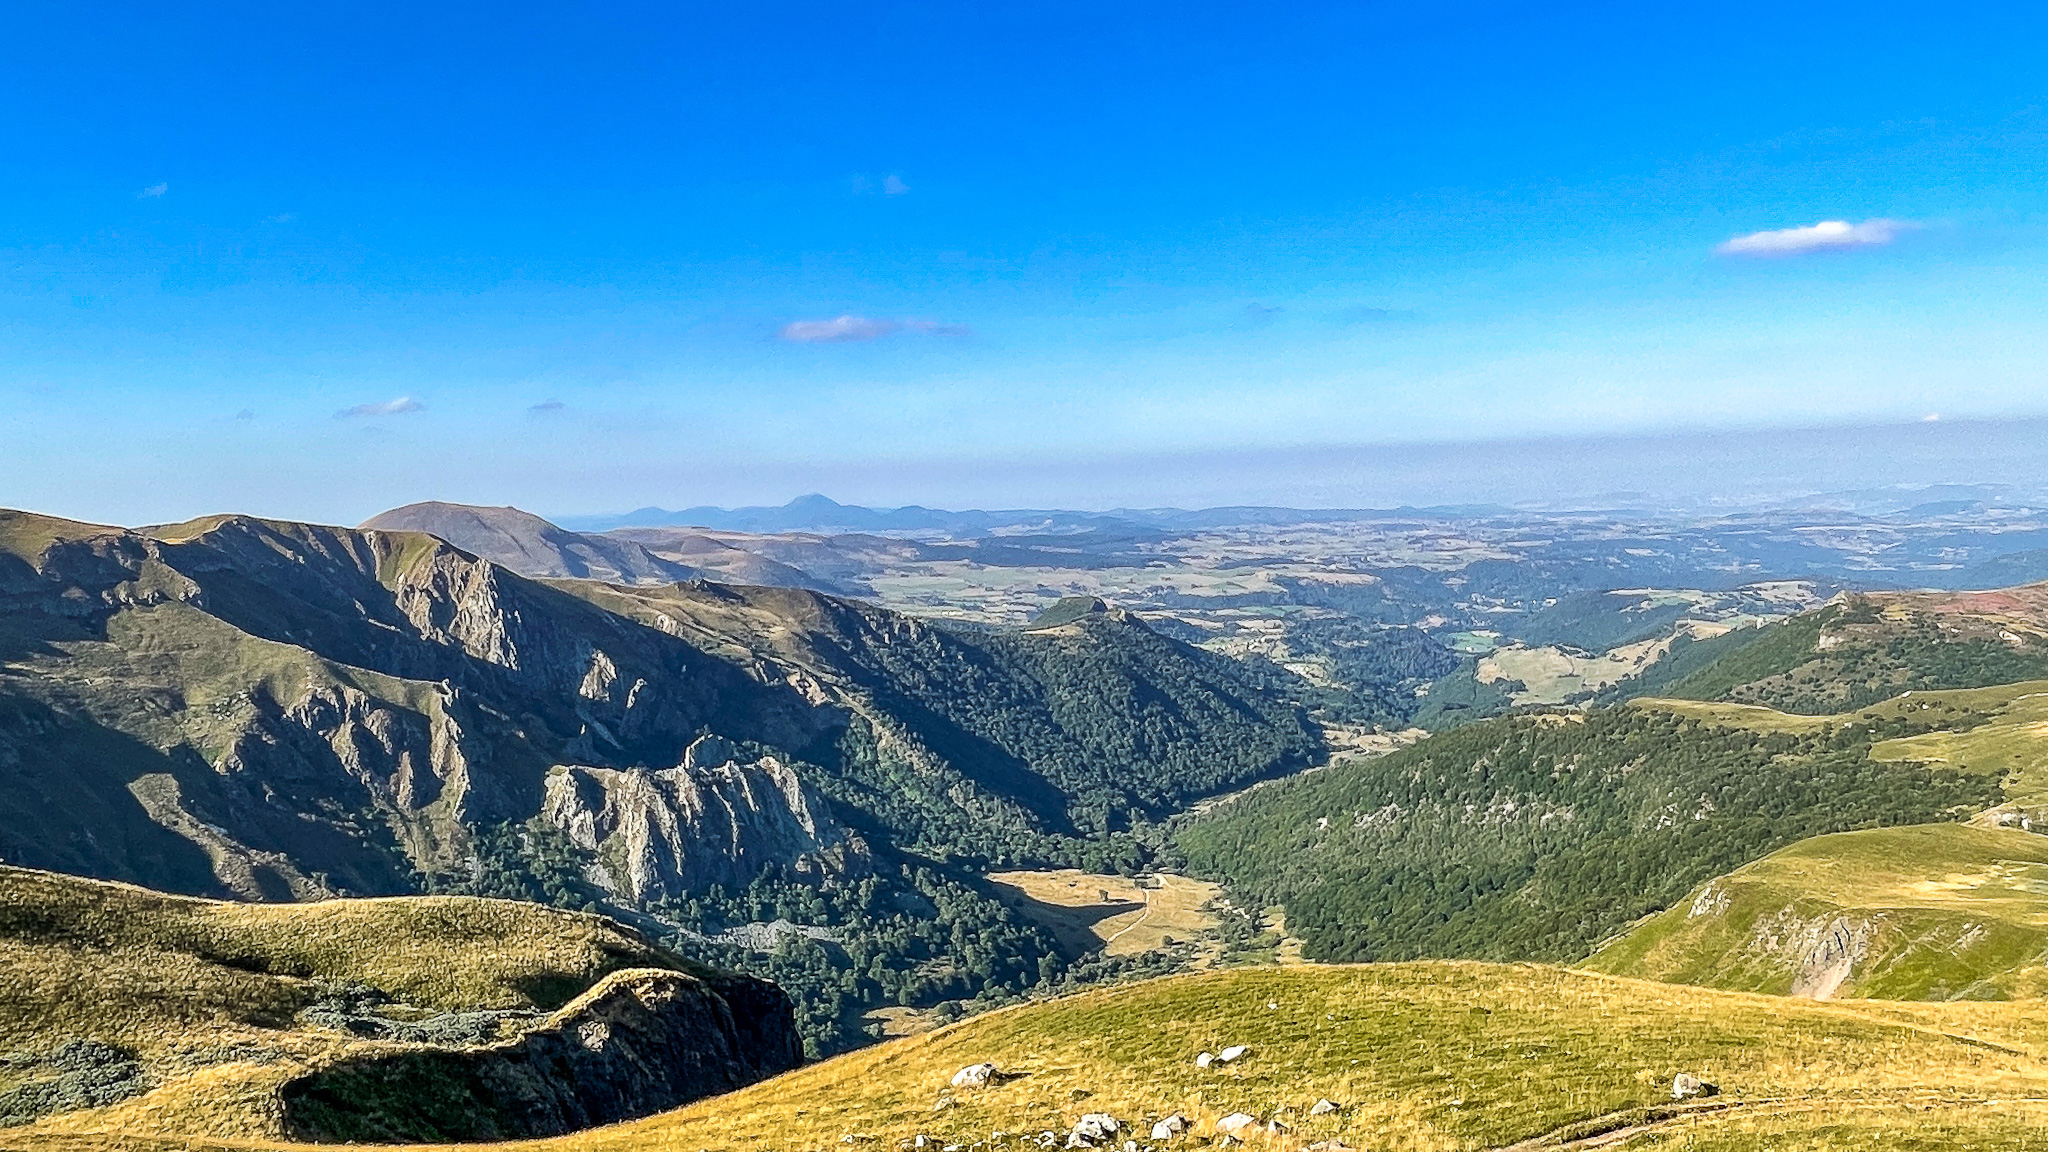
[359,502,696,586]
[0,508,1317,905]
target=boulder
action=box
[1066,1113,1122,1147]
[1265,1120,1291,1134]
[1194,1051,1217,1068]
[1308,1099,1339,1117]
[950,1063,999,1089]
[1215,1112,1259,1137]
[1671,1073,1719,1100]
[1217,1045,1252,1063]
[1150,1114,1189,1139]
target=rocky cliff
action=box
[279,967,804,1142]
[541,734,867,902]
[0,507,1318,906]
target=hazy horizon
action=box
[9,414,2048,530]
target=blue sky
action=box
[4,1,2047,523]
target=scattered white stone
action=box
[1150,1115,1189,1140]
[1266,1001,1278,1010]
[1305,1142,1356,1151]
[1067,1114,1122,1148]
[1194,1051,1217,1069]
[1122,1142,1139,1152]
[841,1136,877,1144]
[1672,1072,1719,1100]
[1215,1113,1260,1137]
[952,1063,999,1088]
[1217,1045,1252,1063]
[1265,1120,1290,1135]
[1309,1099,1339,1117]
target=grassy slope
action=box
[18,964,2048,1151]
[1582,824,2048,1000]
[1639,680,2048,806]
[0,865,688,1134]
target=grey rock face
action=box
[541,735,864,902]
[279,967,804,1142]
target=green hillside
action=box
[1607,590,2048,713]
[1582,823,2048,1000]
[1178,703,2001,965]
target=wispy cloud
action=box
[233,408,254,421]
[1716,218,1914,257]
[336,397,425,418]
[851,173,911,196]
[264,212,296,224]
[781,315,899,342]
[137,182,167,199]
[778,315,971,342]
[529,399,566,412]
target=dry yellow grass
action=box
[985,871,1222,959]
[0,865,690,1140]
[20,963,2048,1152]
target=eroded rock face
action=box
[541,735,865,902]
[279,967,804,1143]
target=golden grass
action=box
[986,871,1222,959]
[19,963,2048,1152]
[0,865,686,1137]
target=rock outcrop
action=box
[541,734,864,902]
[279,967,804,1142]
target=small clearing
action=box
[985,870,1222,959]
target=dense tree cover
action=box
[1178,707,2002,965]
[1498,591,1691,653]
[1409,659,1523,730]
[654,863,1067,1057]
[430,829,1198,1059]
[795,611,1321,845]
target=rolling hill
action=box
[0,865,799,1141]
[1582,823,2048,1001]
[1607,586,2048,713]
[13,962,2048,1151]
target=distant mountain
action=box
[1951,548,2048,590]
[558,494,1146,537]
[362,501,695,585]
[554,494,1526,537]
[362,501,843,592]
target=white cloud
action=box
[529,399,566,412]
[137,182,167,199]
[778,315,970,342]
[883,174,910,196]
[1716,218,1913,257]
[779,315,901,342]
[336,397,425,418]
